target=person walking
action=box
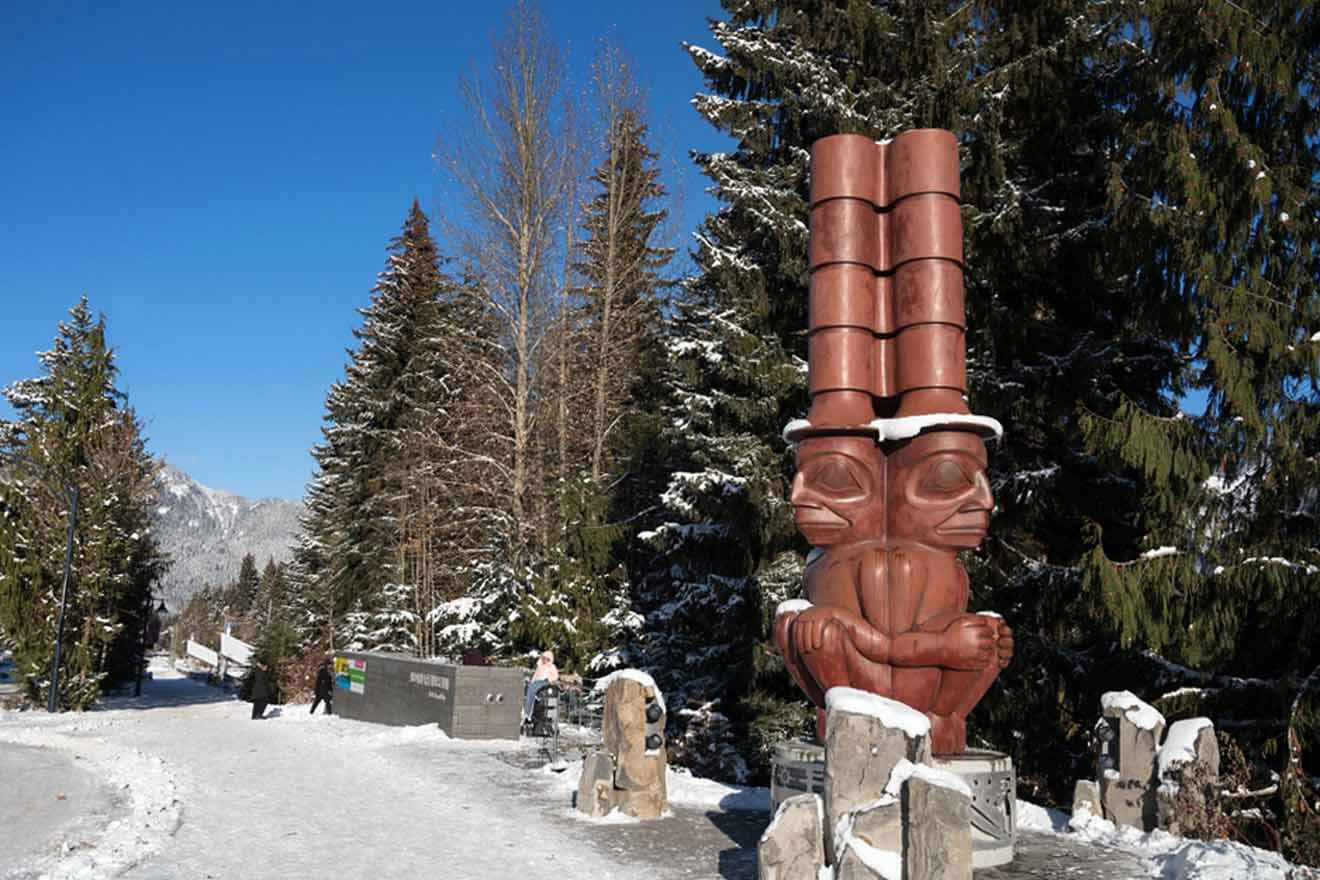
[311,659,334,715]
[250,661,272,720]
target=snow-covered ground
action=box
[0,658,1307,879]
[1017,798,1300,879]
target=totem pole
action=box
[774,130,1013,757]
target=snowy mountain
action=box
[151,464,302,607]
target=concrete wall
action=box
[333,652,523,740]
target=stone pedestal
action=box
[576,669,668,820]
[905,771,972,879]
[762,688,1008,879]
[1081,693,1221,834]
[1157,718,1219,834]
[772,743,1016,870]
[758,794,826,880]
[1096,690,1165,831]
[931,750,1016,869]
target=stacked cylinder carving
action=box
[806,130,968,427]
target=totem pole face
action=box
[790,435,886,547]
[887,430,993,550]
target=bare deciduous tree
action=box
[437,0,574,572]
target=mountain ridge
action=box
[152,463,303,607]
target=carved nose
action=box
[790,472,808,505]
[969,471,993,511]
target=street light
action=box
[48,486,79,713]
[134,595,167,697]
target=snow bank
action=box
[1015,798,1069,832]
[545,760,771,812]
[1101,690,1165,731]
[593,668,666,714]
[0,727,180,879]
[825,687,930,738]
[666,765,771,811]
[1067,809,1293,879]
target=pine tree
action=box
[296,201,449,653]
[513,44,676,671]
[675,4,1320,845]
[0,298,167,708]
[233,553,260,614]
[254,559,286,626]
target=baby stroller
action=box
[524,683,564,770]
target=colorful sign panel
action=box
[335,657,366,694]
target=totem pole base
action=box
[932,750,1016,869]
[769,741,1016,869]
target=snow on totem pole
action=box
[774,130,1014,756]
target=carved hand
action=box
[991,619,1014,669]
[940,616,996,670]
[790,604,891,664]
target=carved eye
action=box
[922,459,972,494]
[812,459,863,494]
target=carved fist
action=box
[990,619,1014,669]
[941,616,996,670]
[791,605,847,656]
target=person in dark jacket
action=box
[311,659,334,715]
[250,661,272,720]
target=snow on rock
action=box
[1102,690,1166,731]
[776,598,813,616]
[594,668,666,714]
[1158,717,1214,781]
[832,806,902,879]
[838,834,903,880]
[759,791,823,845]
[825,687,931,739]
[884,758,971,799]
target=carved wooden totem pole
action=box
[774,130,1014,756]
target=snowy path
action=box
[0,743,116,874]
[0,663,677,880]
[0,659,1305,879]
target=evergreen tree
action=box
[233,553,260,615]
[296,201,447,652]
[673,6,1320,852]
[254,559,287,626]
[0,298,167,708]
[513,44,676,671]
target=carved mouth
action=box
[793,505,848,528]
[938,512,990,536]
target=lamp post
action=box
[135,595,167,697]
[47,486,79,714]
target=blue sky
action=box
[1,1,731,500]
